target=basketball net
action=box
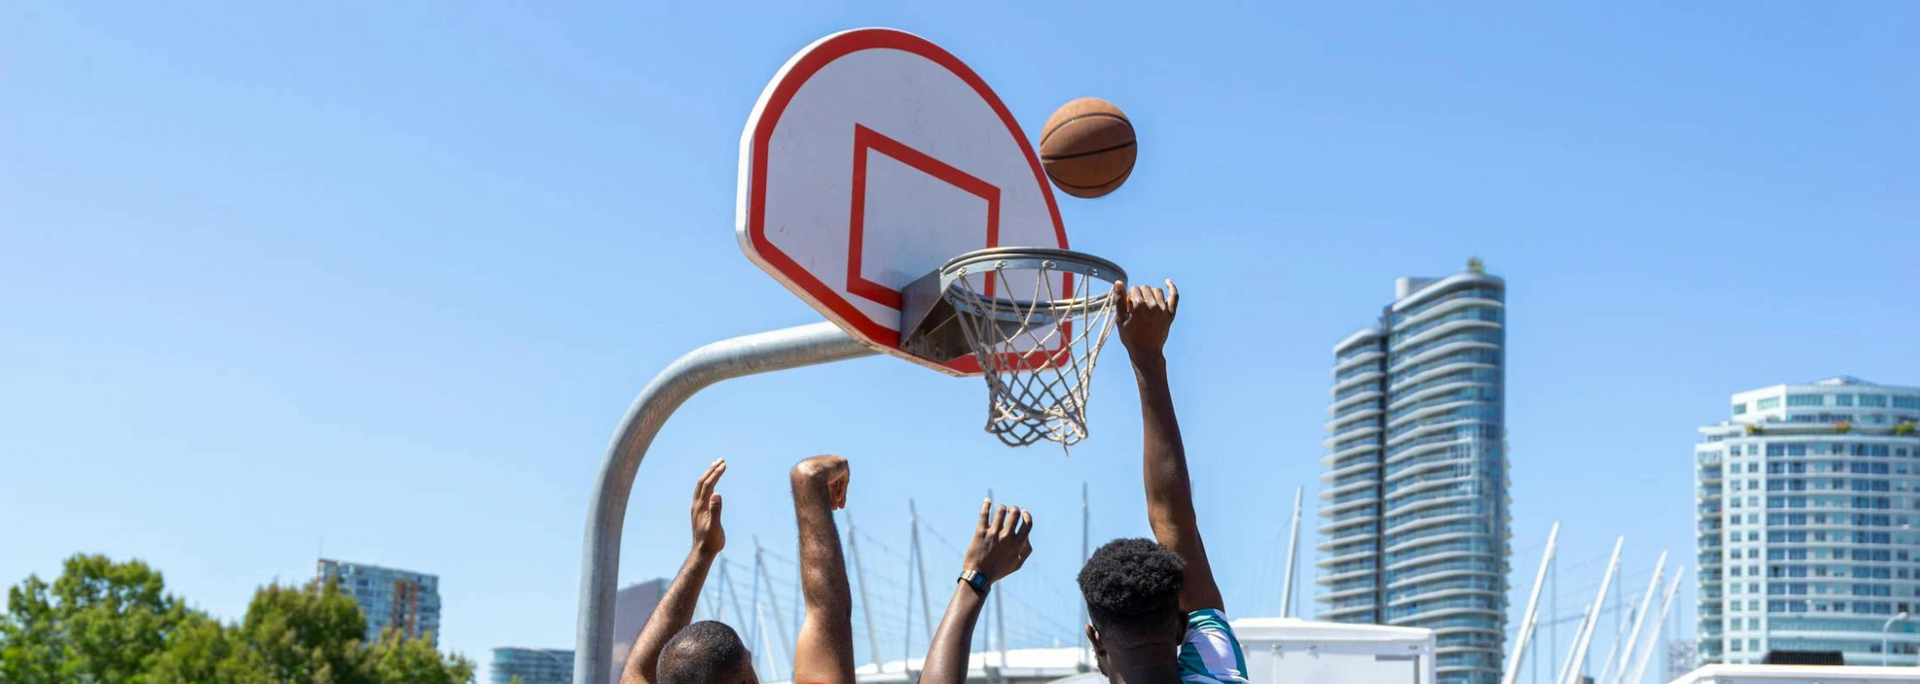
[946,255,1123,450]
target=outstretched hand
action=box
[962,499,1033,584]
[791,455,851,510]
[691,459,727,557]
[1115,279,1180,359]
[625,459,730,684]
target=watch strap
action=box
[959,569,990,595]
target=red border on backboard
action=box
[846,124,1001,310]
[742,28,1068,376]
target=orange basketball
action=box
[1038,98,1136,198]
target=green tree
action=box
[364,629,473,684]
[216,580,472,684]
[0,554,196,684]
[4,558,474,684]
[147,613,252,684]
[226,580,371,684]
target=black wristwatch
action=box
[959,569,990,595]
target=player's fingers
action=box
[1150,287,1167,311]
[1018,510,1034,539]
[695,459,721,504]
[992,505,1009,537]
[696,459,717,495]
[977,498,993,533]
[1166,280,1180,315]
[709,493,723,517]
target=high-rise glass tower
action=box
[492,647,574,684]
[1316,264,1509,684]
[1695,376,1920,666]
[316,559,442,642]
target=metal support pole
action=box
[1280,486,1302,619]
[1549,552,1558,684]
[1605,552,1667,684]
[1502,523,1558,684]
[755,592,782,681]
[1561,538,1624,684]
[995,584,1008,668]
[1077,482,1090,671]
[747,553,764,650]
[903,531,916,678]
[574,323,876,684]
[723,561,751,634]
[1625,568,1683,684]
[987,490,1006,673]
[911,499,934,650]
[846,510,884,670]
[1553,603,1588,684]
[755,538,792,671]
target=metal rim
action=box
[936,247,1128,317]
[939,246,1127,282]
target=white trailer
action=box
[1666,664,1920,684]
[1230,617,1436,684]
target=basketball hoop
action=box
[902,247,1126,449]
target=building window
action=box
[1895,396,1920,409]
[1734,403,1748,415]
[1861,395,1889,407]
[1787,395,1824,407]
[1835,394,1855,406]
[1757,397,1782,410]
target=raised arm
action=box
[791,455,856,684]
[920,499,1033,684]
[1117,280,1223,613]
[621,459,729,684]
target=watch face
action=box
[961,571,987,591]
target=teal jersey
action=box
[1177,609,1249,684]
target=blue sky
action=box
[3,2,1916,682]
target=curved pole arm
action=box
[575,322,877,684]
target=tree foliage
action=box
[0,554,193,684]
[1,554,474,684]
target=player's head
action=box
[658,621,756,684]
[1077,538,1186,675]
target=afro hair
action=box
[1077,538,1185,635]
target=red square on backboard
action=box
[845,124,1001,310]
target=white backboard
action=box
[736,28,1068,375]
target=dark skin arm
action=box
[920,500,1033,684]
[791,455,855,684]
[621,459,728,684]
[1117,280,1224,613]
